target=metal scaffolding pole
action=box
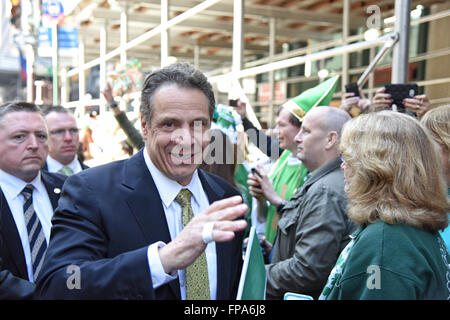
[99,22,107,115]
[66,0,222,78]
[357,33,399,86]
[210,33,399,83]
[51,21,59,105]
[161,0,170,67]
[392,0,411,83]
[341,0,350,91]
[268,17,276,128]
[77,40,85,116]
[194,45,200,68]
[120,7,128,65]
[60,67,68,104]
[26,44,34,102]
[232,0,244,76]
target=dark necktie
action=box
[21,184,47,281]
[174,189,210,300]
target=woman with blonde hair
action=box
[421,104,450,250]
[320,111,450,300]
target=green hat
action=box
[282,75,339,122]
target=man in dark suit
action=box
[36,63,248,300]
[41,106,88,176]
[0,102,66,299]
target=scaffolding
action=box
[28,0,450,126]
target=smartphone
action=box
[384,83,418,113]
[345,82,360,97]
[228,99,238,107]
[345,82,361,117]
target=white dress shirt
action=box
[0,169,54,282]
[143,148,217,300]
[46,155,83,175]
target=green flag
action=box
[236,227,266,300]
[234,163,253,239]
[265,150,308,244]
[282,75,340,122]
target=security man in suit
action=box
[36,63,248,299]
[41,106,88,176]
[0,102,66,299]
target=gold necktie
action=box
[174,189,211,300]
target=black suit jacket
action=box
[0,171,66,299]
[36,150,244,299]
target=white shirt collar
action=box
[0,168,46,200]
[46,155,81,174]
[142,147,202,209]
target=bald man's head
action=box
[294,106,351,171]
[310,106,351,141]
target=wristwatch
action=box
[277,200,287,212]
[106,101,118,108]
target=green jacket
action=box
[323,220,450,300]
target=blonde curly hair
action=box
[339,111,448,233]
[421,104,450,186]
[421,104,450,151]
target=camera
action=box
[384,83,418,113]
[228,99,238,107]
[345,82,360,97]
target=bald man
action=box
[265,106,356,299]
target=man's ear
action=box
[141,116,148,139]
[325,131,339,150]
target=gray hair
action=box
[140,62,215,125]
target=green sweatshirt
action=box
[115,111,145,150]
[321,220,450,300]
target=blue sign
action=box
[38,25,78,49]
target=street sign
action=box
[38,25,78,49]
[37,25,78,62]
[42,0,64,24]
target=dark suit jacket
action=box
[0,171,66,299]
[0,259,35,300]
[36,150,244,300]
